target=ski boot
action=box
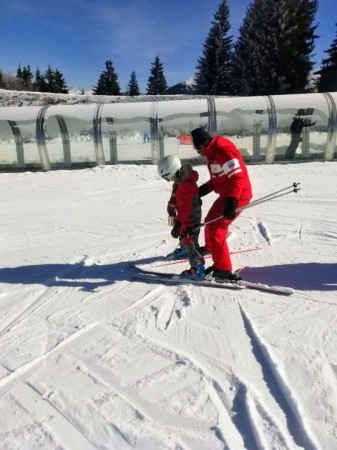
[180,262,205,280]
[166,247,187,260]
[205,266,241,283]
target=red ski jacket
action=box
[175,165,201,235]
[204,135,252,201]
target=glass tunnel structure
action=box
[0,92,336,171]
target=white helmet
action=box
[158,155,182,181]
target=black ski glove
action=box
[171,220,182,239]
[198,183,211,198]
[223,197,238,220]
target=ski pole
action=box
[237,182,301,212]
[248,182,300,205]
[156,246,262,268]
[238,182,300,211]
[192,215,224,232]
[193,182,301,231]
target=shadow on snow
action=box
[0,259,336,292]
[239,262,337,291]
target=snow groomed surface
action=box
[0,162,336,449]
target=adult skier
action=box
[284,113,316,160]
[191,127,253,281]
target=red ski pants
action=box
[204,196,250,271]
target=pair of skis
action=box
[133,183,301,295]
[130,263,295,296]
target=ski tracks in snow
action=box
[106,284,318,449]
[0,255,91,337]
[237,303,319,450]
[0,251,324,449]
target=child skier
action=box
[158,155,205,279]
[165,180,186,258]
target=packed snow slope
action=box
[0,161,336,450]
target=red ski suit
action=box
[175,168,201,238]
[203,136,252,271]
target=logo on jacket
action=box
[223,158,242,178]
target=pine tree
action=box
[16,64,34,90]
[146,56,168,95]
[16,64,23,81]
[195,0,234,95]
[320,23,337,69]
[16,64,24,90]
[22,65,34,90]
[38,66,69,93]
[93,60,121,95]
[317,23,337,92]
[276,0,318,93]
[126,70,141,96]
[53,69,69,93]
[44,65,56,92]
[232,0,277,95]
[232,0,318,95]
[33,68,46,92]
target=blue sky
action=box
[0,0,336,92]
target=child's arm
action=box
[167,181,177,226]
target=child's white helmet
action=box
[158,155,182,181]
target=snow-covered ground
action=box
[0,161,337,449]
[0,88,199,107]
